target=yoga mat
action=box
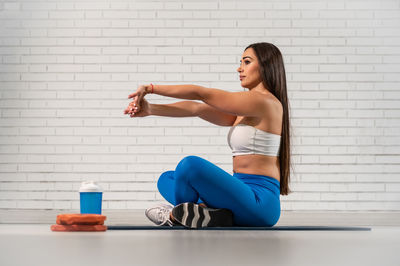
[107,225,371,231]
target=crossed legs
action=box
[157,155,280,226]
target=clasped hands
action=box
[124,85,151,117]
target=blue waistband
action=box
[233,172,280,196]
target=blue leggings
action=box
[157,155,281,227]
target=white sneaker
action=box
[145,204,176,226]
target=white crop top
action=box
[227,124,281,157]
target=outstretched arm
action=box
[128,84,268,117]
[144,84,204,100]
[150,101,200,117]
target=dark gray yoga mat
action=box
[107,225,371,231]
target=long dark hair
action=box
[245,42,293,195]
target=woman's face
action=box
[237,48,262,89]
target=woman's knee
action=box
[175,155,207,184]
[157,170,174,188]
[175,155,203,173]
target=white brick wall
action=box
[0,0,399,213]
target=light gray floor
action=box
[1,224,399,266]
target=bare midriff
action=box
[233,154,280,182]
[231,94,282,183]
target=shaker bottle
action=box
[79,181,103,214]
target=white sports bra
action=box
[227,124,281,157]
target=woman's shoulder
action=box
[268,96,283,115]
[254,91,283,115]
[239,91,282,127]
[258,93,283,134]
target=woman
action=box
[124,42,292,228]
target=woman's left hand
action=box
[127,85,149,113]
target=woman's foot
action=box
[171,202,234,229]
[145,204,177,226]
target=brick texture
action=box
[0,0,399,212]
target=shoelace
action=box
[156,207,172,223]
[165,219,174,227]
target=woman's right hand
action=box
[124,96,151,118]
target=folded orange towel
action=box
[51,224,107,232]
[56,213,106,225]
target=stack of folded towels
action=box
[51,214,107,232]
